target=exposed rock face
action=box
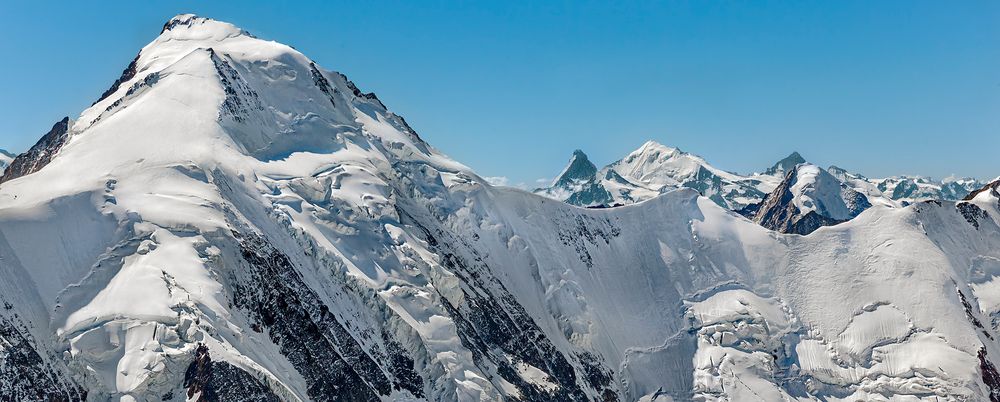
[965,179,1000,202]
[93,54,140,106]
[746,169,843,235]
[0,311,87,401]
[183,344,280,402]
[556,150,599,188]
[980,348,1000,402]
[745,164,871,234]
[0,117,71,184]
[228,229,419,401]
[536,150,614,207]
[404,212,620,401]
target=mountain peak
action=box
[636,140,678,155]
[553,149,598,186]
[765,151,806,176]
[160,14,250,39]
[748,163,871,234]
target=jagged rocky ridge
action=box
[1,14,999,402]
[0,117,71,184]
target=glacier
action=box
[1,14,999,402]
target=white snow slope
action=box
[2,15,1000,402]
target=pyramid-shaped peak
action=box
[765,151,806,176]
[552,149,598,187]
[780,151,805,165]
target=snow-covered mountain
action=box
[534,150,615,206]
[3,14,1000,402]
[536,141,779,210]
[537,144,981,236]
[874,175,985,204]
[827,165,898,208]
[965,178,1000,202]
[741,163,872,234]
[0,149,14,175]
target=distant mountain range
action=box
[535,143,986,233]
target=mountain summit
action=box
[2,15,1000,402]
[764,151,806,176]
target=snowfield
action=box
[1,14,999,402]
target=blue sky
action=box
[1,1,997,185]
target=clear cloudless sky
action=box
[1,1,998,185]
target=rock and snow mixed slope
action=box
[741,163,872,235]
[2,14,1000,402]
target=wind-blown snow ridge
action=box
[1,14,999,402]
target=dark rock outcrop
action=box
[0,117,71,184]
[744,166,870,235]
[93,54,140,106]
[183,344,280,402]
[0,311,87,401]
[964,179,1000,202]
[402,209,620,401]
[229,230,422,401]
[539,150,615,207]
[980,348,1000,402]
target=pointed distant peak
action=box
[551,149,598,187]
[765,151,807,176]
[780,151,806,165]
[159,14,252,39]
[564,149,595,170]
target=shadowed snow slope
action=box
[2,14,1000,402]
